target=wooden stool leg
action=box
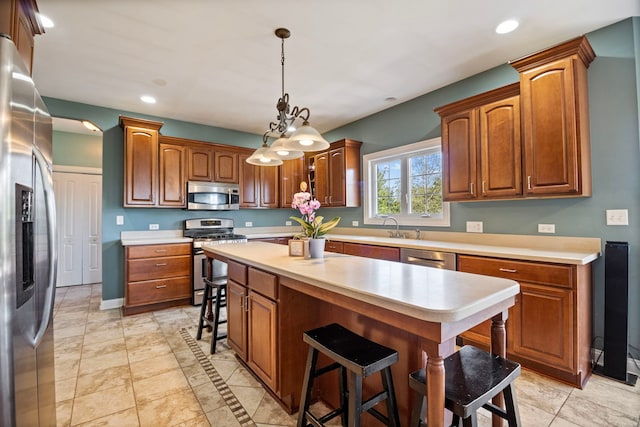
[347,370,363,427]
[297,347,319,427]
[410,394,424,427]
[339,366,348,427]
[210,284,224,354]
[503,385,521,427]
[196,283,209,340]
[381,367,400,427]
[463,412,477,427]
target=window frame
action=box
[362,137,450,227]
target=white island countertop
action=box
[203,241,520,324]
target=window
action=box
[363,137,450,227]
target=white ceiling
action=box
[34,0,639,137]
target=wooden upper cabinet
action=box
[239,151,279,208]
[1,0,44,74]
[511,36,595,197]
[187,143,214,182]
[436,83,520,201]
[307,139,361,207]
[158,142,186,207]
[479,94,522,198]
[120,116,163,207]
[214,150,239,183]
[439,109,478,201]
[280,157,305,207]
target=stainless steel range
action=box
[184,218,247,305]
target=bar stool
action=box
[409,345,521,427]
[297,323,401,427]
[196,276,227,354]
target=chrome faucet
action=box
[382,216,401,238]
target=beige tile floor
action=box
[53,284,640,427]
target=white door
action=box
[53,171,102,287]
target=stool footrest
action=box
[312,362,342,378]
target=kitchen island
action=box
[204,241,520,427]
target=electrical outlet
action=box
[149,224,159,230]
[606,209,629,226]
[285,220,292,226]
[352,221,359,227]
[245,222,253,227]
[466,221,483,233]
[116,215,124,225]
[538,223,556,233]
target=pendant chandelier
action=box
[246,28,330,166]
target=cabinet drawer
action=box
[127,276,191,306]
[343,243,400,261]
[248,267,278,300]
[127,255,191,281]
[228,260,247,285]
[325,241,344,253]
[457,255,574,288]
[128,243,191,259]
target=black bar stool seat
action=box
[409,345,521,427]
[297,323,401,427]
[196,276,227,354]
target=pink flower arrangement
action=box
[290,189,340,239]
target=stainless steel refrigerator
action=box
[0,34,57,426]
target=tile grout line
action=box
[180,328,256,427]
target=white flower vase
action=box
[308,238,325,259]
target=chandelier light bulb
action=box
[299,139,314,146]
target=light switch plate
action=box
[352,221,359,227]
[245,222,253,227]
[116,215,124,225]
[466,221,483,233]
[538,223,556,233]
[606,209,629,225]
[285,220,292,226]
[149,224,159,230]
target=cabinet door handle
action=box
[470,182,474,195]
[155,284,167,289]
[154,249,167,253]
[482,181,485,194]
[499,268,518,273]
[245,295,249,312]
[527,176,532,190]
[155,263,167,267]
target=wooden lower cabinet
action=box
[227,279,248,359]
[247,290,278,391]
[457,254,591,387]
[343,242,400,261]
[226,262,279,391]
[325,240,344,253]
[124,243,192,315]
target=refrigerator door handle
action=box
[30,146,57,348]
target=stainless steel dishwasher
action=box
[400,248,457,270]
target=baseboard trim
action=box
[100,298,124,310]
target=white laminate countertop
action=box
[121,230,192,246]
[203,241,520,324]
[244,229,600,265]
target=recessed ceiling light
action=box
[38,14,54,29]
[81,120,101,132]
[496,19,519,34]
[140,95,156,104]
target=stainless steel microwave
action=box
[186,181,240,210]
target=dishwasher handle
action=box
[406,255,448,267]
[400,248,457,270]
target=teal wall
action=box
[52,130,102,168]
[43,18,639,350]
